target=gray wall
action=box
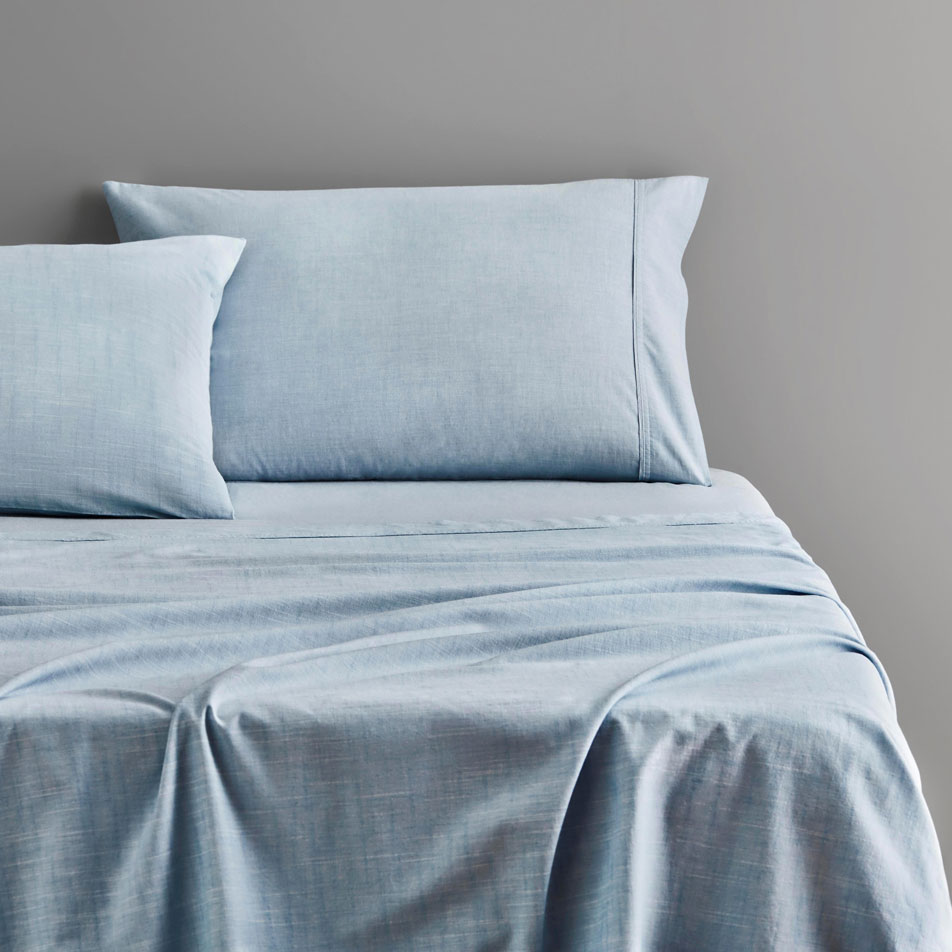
[2,0,950,880]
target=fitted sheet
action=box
[0,470,772,530]
[2,494,950,951]
[227,468,771,524]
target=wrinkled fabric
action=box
[1,513,949,951]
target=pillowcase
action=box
[0,236,245,517]
[104,178,710,484]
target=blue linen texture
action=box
[0,512,949,950]
[104,178,711,484]
[0,236,245,517]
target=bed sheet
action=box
[226,468,772,523]
[1,483,949,951]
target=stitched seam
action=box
[631,180,650,480]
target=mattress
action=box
[1,474,949,951]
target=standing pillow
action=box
[105,178,710,484]
[0,236,245,517]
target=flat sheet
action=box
[2,503,950,951]
[226,468,772,523]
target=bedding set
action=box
[0,178,949,951]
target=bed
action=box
[2,471,949,951]
[3,176,950,950]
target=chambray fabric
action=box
[1,512,949,951]
[225,468,771,523]
[0,237,245,517]
[104,178,710,484]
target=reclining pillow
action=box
[0,236,245,517]
[105,178,709,484]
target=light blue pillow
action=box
[0,236,245,517]
[104,178,710,484]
